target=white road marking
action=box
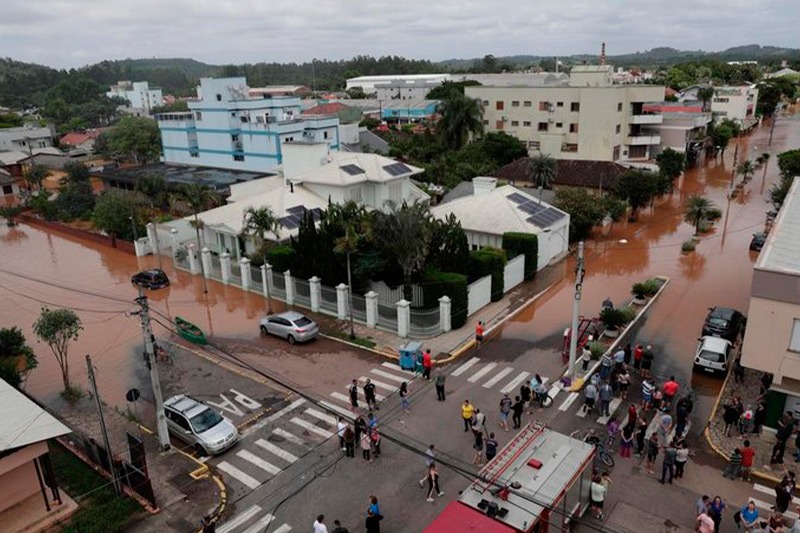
[547,382,562,400]
[255,439,299,464]
[320,400,354,420]
[304,407,337,426]
[558,392,579,412]
[216,461,260,489]
[290,417,334,438]
[468,362,498,383]
[330,391,355,406]
[358,376,398,392]
[217,505,262,533]
[750,497,798,520]
[500,371,530,394]
[597,398,624,425]
[344,385,386,402]
[482,367,515,389]
[243,398,306,436]
[754,483,800,505]
[452,357,480,377]
[242,514,275,533]
[370,368,408,383]
[272,428,308,447]
[271,525,292,533]
[236,450,281,475]
[381,362,415,375]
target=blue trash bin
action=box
[399,341,423,371]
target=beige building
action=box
[465,65,665,164]
[741,178,800,418]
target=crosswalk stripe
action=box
[382,362,415,375]
[750,497,799,520]
[236,450,281,475]
[330,391,355,406]
[482,367,515,389]
[320,400,354,420]
[575,403,589,418]
[243,398,306,437]
[597,398,624,425]
[452,357,480,377]
[468,362,498,383]
[256,439,299,464]
[290,417,334,438]
[559,392,580,412]
[242,514,275,533]
[370,368,408,383]
[344,385,386,402]
[547,382,562,400]
[305,407,338,425]
[217,461,260,489]
[754,483,800,505]
[500,371,530,394]
[358,376,398,392]
[271,525,292,533]
[217,505,262,533]
[272,428,308,447]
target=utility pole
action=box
[568,241,585,380]
[769,107,777,146]
[134,287,171,451]
[86,354,122,495]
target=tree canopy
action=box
[437,93,484,150]
[92,189,146,241]
[32,307,82,392]
[612,170,659,215]
[0,327,37,389]
[99,116,162,164]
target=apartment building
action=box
[0,125,53,152]
[711,85,759,130]
[741,178,800,419]
[156,77,340,173]
[107,81,164,114]
[642,103,712,156]
[465,65,666,163]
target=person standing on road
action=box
[520,382,532,413]
[633,344,644,373]
[485,432,498,462]
[425,463,443,502]
[511,395,524,429]
[365,509,381,533]
[532,375,547,409]
[471,408,486,436]
[674,441,689,479]
[641,345,654,379]
[354,416,367,447]
[461,400,475,432]
[399,382,409,412]
[370,428,382,458]
[613,347,625,372]
[581,343,593,372]
[583,382,597,414]
[708,496,726,533]
[343,426,355,458]
[626,403,638,428]
[599,351,612,380]
[475,321,485,346]
[337,417,348,451]
[422,349,432,380]
[675,401,689,440]
[367,495,381,519]
[419,445,436,487]
[589,473,606,520]
[363,379,378,411]
[599,380,613,417]
[660,441,677,484]
[646,433,659,474]
[314,514,329,533]
[662,376,679,411]
[620,423,634,458]
[696,511,715,533]
[499,393,512,432]
[740,440,755,481]
[435,371,446,401]
[722,448,742,479]
[331,519,349,533]
[349,379,359,410]
[739,501,759,533]
[473,431,484,465]
[641,377,654,411]
[617,366,631,400]
[635,416,648,456]
[360,430,372,462]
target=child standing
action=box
[722,448,742,479]
[399,382,409,412]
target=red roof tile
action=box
[59,129,106,146]
[301,102,351,115]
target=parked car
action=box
[164,395,238,455]
[131,269,170,290]
[693,336,734,375]
[701,306,745,342]
[259,311,319,344]
[750,232,767,251]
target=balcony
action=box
[630,113,663,125]
[626,135,661,145]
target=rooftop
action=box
[757,178,800,275]
[93,163,271,193]
[290,152,423,187]
[0,150,32,165]
[0,126,52,141]
[495,157,629,189]
[458,72,569,87]
[0,378,71,452]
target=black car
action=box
[750,232,767,251]
[701,307,745,342]
[131,269,170,290]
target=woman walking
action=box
[708,496,726,533]
[399,382,409,413]
[646,433,659,474]
[425,463,443,503]
[589,473,606,520]
[473,430,484,465]
[360,430,372,462]
[635,416,648,456]
[343,426,355,458]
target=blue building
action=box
[381,99,439,123]
[156,78,340,173]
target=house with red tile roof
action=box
[58,128,107,152]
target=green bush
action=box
[502,232,538,280]
[266,244,295,273]
[469,247,507,302]
[600,307,627,330]
[682,239,697,252]
[632,278,661,298]
[422,269,469,329]
[618,305,637,323]
[588,341,606,360]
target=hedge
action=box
[266,244,296,273]
[421,269,469,329]
[469,247,507,302]
[502,232,538,280]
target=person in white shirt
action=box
[314,514,329,533]
[337,418,348,451]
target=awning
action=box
[422,502,519,533]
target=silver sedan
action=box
[259,311,319,344]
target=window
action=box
[615,124,621,134]
[713,97,730,103]
[2,185,13,195]
[495,120,504,130]
[483,100,489,106]
[511,120,519,126]
[233,155,245,161]
[240,115,250,123]
[348,186,363,202]
[324,131,329,139]
[556,122,563,128]
[216,94,222,101]
[538,101,550,111]
[496,101,504,110]
[523,101,532,107]
[790,319,800,352]
[483,120,489,125]
[231,112,236,117]
[523,121,532,127]
[511,101,520,107]
[557,102,564,107]
[617,102,623,112]
[612,146,620,160]
[190,152,199,158]
[570,123,579,133]
[537,122,548,132]
[471,244,479,251]
[194,111,202,120]
[527,141,541,149]
[561,143,578,152]
[231,134,240,142]
[285,136,294,142]
[571,102,580,112]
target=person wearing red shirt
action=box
[633,344,644,373]
[475,321,485,346]
[740,439,756,481]
[663,376,680,410]
[422,349,432,380]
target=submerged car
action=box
[131,269,170,290]
[164,395,238,455]
[701,307,745,342]
[693,336,734,376]
[259,311,319,344]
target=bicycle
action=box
[534,391,554,409]
[569,429,616,468]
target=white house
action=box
[430,177,570,271]
[0,126,53,152]
[107,81,163,114]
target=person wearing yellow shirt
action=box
[461,400,475,432]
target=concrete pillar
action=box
[284,270,294,305]
[439,296,452,333]
[309,276,321,312]
[397,299,410,339]
[239,257,251,290]
[336,283,348,320]
[260,265,268,297]
[365,291,378,328]
[170,228,180,254]
[187,244,200,274]
[201,247,212,279]
[133,238,148,257]
[220,252,231,284]
[146,223,159,254]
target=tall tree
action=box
[655,148,686,194]
[529,153,557,202]
[102,116,162,164]
[334,224,360,339]
[181,184,219,292]
[92,189,145,241]
[697,87,715,112]
[23,164,50,192]
[32,307,82,392]
[612,170,658,218]
[0,327,37,389]
[241,206,279,312]
[373,202,433,300]
[437,93,484,151]
[684,194,716,235]
[553,187,606,241]
[737,160,756,182]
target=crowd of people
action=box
[312,495,384,533]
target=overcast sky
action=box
[3,0,798,69]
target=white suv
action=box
[164,395,239,455]
[693,336,733,376]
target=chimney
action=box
[472,176,497,196]
[599,42,607,66]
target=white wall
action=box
[468,275,492,316]
[503,255,525,293]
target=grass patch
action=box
[328,331,377,349]
[49,441,145,533]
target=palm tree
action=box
[529,153,557,204]
[737,160,756,182]
[241,206,279,312]
[181,184,218,293]
[373,202,433,301]
[334,224,359,339]
[684,194,716,235]
[756,152,770,183]
[437,93,484,150]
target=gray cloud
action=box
[1,0,797,69]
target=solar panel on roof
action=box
[507,192,529,205]
[382,163,412,176]
[527,208,567,228]
[286,205,306,215]
[310,208,322,221]
[518,202,546,215]
[279,216,299,229]
[340,164,365,176]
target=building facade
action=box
[375,80,441,101]
[107,81,164,114]
[345,74,450,93]
[0,126,53,152]
[710,85,759,130]
[156,78,340,173]
[465,66,665,163]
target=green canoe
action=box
[175,316,207,345]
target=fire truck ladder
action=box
[477,420,546,490]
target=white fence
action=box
[369,280,424,308]
[467,275,492,316]
[503,255,525,293]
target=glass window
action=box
[790,319,800,351]
[483,100,489,106]
[556,122,563,128]
[511,121,519,126]
[538,122,548,132]
[615,124,621,134]
[557,102,564,107]
[523,101,532,107]
[190,408,223,433]
[523,121,531,127]
[617,102,623,112]
[571,102,580,112]
[511,101,520,107]
[294,316,313,327]
[496,101,504,111]
[496,120,504,130]
[570,123,579,133]
[233,155,244,161]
